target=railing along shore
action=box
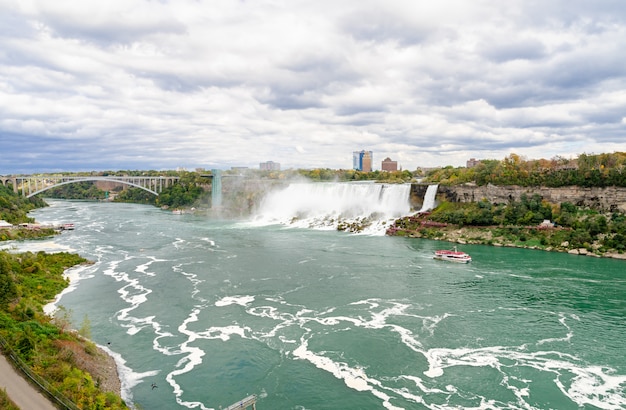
[0,335,80,410]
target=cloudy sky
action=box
[1,0,626,174]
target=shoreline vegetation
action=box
[0,388,19,410]
[0,250,127,409]
[387,193,626,259]
[387,212,626,260]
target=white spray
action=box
[253,182,411,235]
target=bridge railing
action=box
[2,175,179,198]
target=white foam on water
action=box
[243,295,626,409]
[200,237,216,247]
[566,365,626,409]
[215,295,255,307]
[197,325,249,342]
[347,299,426,350]
[164,307,213,410]
[165,303,252,409]
[537,313,576,345]
[134,256,167,277]
[293,338,404,410]
[102,255,160,336]
[172,263,209,303]
[98,344,159,409]
[422,345,626,409]
[161,266,258,409]
[243,297,441,408]
[172,237,186,250]
[43,263,95,315]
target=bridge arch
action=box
[25,177,163,198]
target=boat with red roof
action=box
[433,246,471,263]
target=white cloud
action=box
[1,0,625,174]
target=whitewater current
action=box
[4,183,625,410]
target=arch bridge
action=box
[1,175,180,198]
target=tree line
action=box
[425,152,626,187]
[0,184,47,225]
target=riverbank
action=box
[0,250,127,409]
[0,338,122,409]
[43,265,125,400]
[388,221,626,260]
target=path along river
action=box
[5,184,626,409]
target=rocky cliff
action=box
[411,184,626,213]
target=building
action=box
[362,151,372,172]
[260,161,280,171]
[466,158,481,168]
[353,150,373,172]
[381,157,398,172]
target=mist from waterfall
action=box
[253,182,411,234]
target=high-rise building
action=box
[381,157,398,172]
[260,161,280,171]
[362,151,372,172]
[353,150,373,171]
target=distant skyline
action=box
[1,1,625,174]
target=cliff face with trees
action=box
[414,152,626,212]
[412,184,626,214]
[396,152,626,258]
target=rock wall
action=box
[412,184,626,213]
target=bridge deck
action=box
[224,394,257,410]
[3,175,179,198]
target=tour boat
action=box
[433,246,472,263]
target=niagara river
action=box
[5,183,626,410]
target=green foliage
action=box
[113,187,155,204]
[392,197,626,254]
[79,314,92,339]
[43,181,107,200]
[426,151,626,187]
[0,184,47,224]
[1,183,56,241]
[428,195,557,228]
[0,387,20,410]
[115,171,205,208]
[0,250,126,409]
[0,253,18,309]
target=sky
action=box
[1,0,626,174]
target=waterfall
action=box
[418,184,438,213]
[253,182,411,235]
[211,169,222,207]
